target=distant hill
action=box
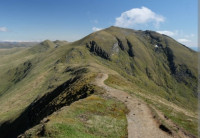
[0,42,40,48]
[0,40,69,49]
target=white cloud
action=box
[156,30,196,48]
[156,30,177,37]
[156,30,197,48]
[92,27,102,32]
[115,7,165,28]
[177,38,191,43]
[177,38,197,48]
[0,27,7,32]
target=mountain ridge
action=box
[0,26,197,137]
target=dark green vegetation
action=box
[0,26,197,137]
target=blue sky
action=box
[0,0,197,49]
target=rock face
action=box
[112,42,119,54]
[163,47,176,74]
[86,41,110,60]
[127,39,134,57]
[116,37,125,50]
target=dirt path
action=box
[95,73,172,138]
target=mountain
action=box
[0,40,68,49]
[0,26,197,137]
[0,42,40,48]
[80,26,197,104]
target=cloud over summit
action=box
[156,30,178,37]
[115,7,165,28]
[92,27,102,32]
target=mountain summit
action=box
[79,26,197,100]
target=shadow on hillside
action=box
[0,75,94,138]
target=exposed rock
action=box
[112,42,119,54]
[86,41,110,60]
[17,134,25,138]
[159,124,172,135]
[126,39,134,57]
[163,47,176,74]
[40,118,49,123]
[116,37,125,50]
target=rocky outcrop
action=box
[175,64,197,95]
[145,30,163,45]
[112,42,119,54]
[127,39,134,57]
[163,47,176,75]
[116,37,125,50]
[86,41,110,60]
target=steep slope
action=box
[0,39,108,137]
[0,26,197,137]
[0,40,75,123]
[76,26,197,111]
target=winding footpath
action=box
[95,73,172,138]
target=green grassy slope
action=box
[0,41,76,122]
[75,26,197,111]
[75,26,198,136]
[21,94,128,138]
[0,26,197,137]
